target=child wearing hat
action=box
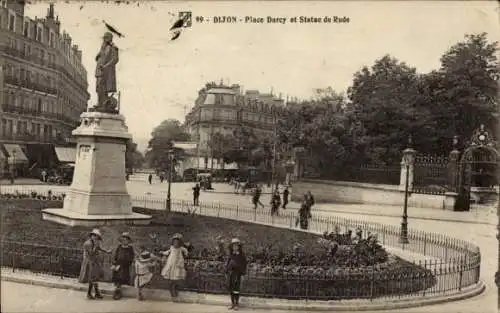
[134,247,159,301]
[111,232,135,300]
[226,238,248,310]
[160,233,188,298]
[78,229,112,300]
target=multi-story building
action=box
[0,1,89,177]
[183,81,285,172]
[185,81,285,152]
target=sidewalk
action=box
[312,203,496,226]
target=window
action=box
[20,68,25,81]
[26,70,31,82]
[1,119,6,137]
[33,26,37,41]
[37,25,43,42]
[37,99,42,112]
[49,31,55,47]
[8,12,15,32]
[23,20,29,37]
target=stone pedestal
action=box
[43,112,151,226]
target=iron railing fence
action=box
[1,239,480,301]
[0,191,481,300]
[412,156,450,195]
[308,164,401,186]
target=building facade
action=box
[0,1,89,177]
[185,82,285,157]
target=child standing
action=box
[111,232,135,300]
[161,233,188,298]
[226,238,248,310]
[134,249,158,301]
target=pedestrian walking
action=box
[111,232,135,300]
[134,248,159,301]
[252,186,264,210]
[270,190,281,216]
[282,187,289,209]
[148,173,152,184]
[160,233,188,298]
[306,190,315,212]
[192,183,200,206]
[159,174,164,183]
[226,238,247,310]
[79,229,112,300]
[296,195,312,230]
[41,169,47,182]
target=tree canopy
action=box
[145,119,191,172]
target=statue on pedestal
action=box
[93,32,119,114]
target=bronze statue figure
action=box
[94,32,119,113]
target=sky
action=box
[25,1,500,152]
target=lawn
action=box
[0,199,435,300]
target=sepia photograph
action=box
[0,0,499,312]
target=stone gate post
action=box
[444,136,460,210]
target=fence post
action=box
[236,204,239,217]
[60,255,64,279]
[423,233,427,256]
[458,257,463,291]
[370,266,374,301]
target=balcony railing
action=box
[1,46,88,95]
[1,104,80,126]
[4,76,58,95]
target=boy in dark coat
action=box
[111,232,135,300]
[226,238,248,310]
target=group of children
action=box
[78,229,248,310]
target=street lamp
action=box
[400,136,415,244]
[166,149,174,211]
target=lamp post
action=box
[166,149,174,211]
[400,136,415,244]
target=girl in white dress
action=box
[161,233,188,298]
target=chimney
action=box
[46,3,55,19]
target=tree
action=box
[429,33,499,148]
[145,119,191,173]
[125,140,144,172]
[277,89,351,178]
[347,55,435,163]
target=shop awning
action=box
[3,144,29,164]
[55,147,76,163]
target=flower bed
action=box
[1,199,435,300]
